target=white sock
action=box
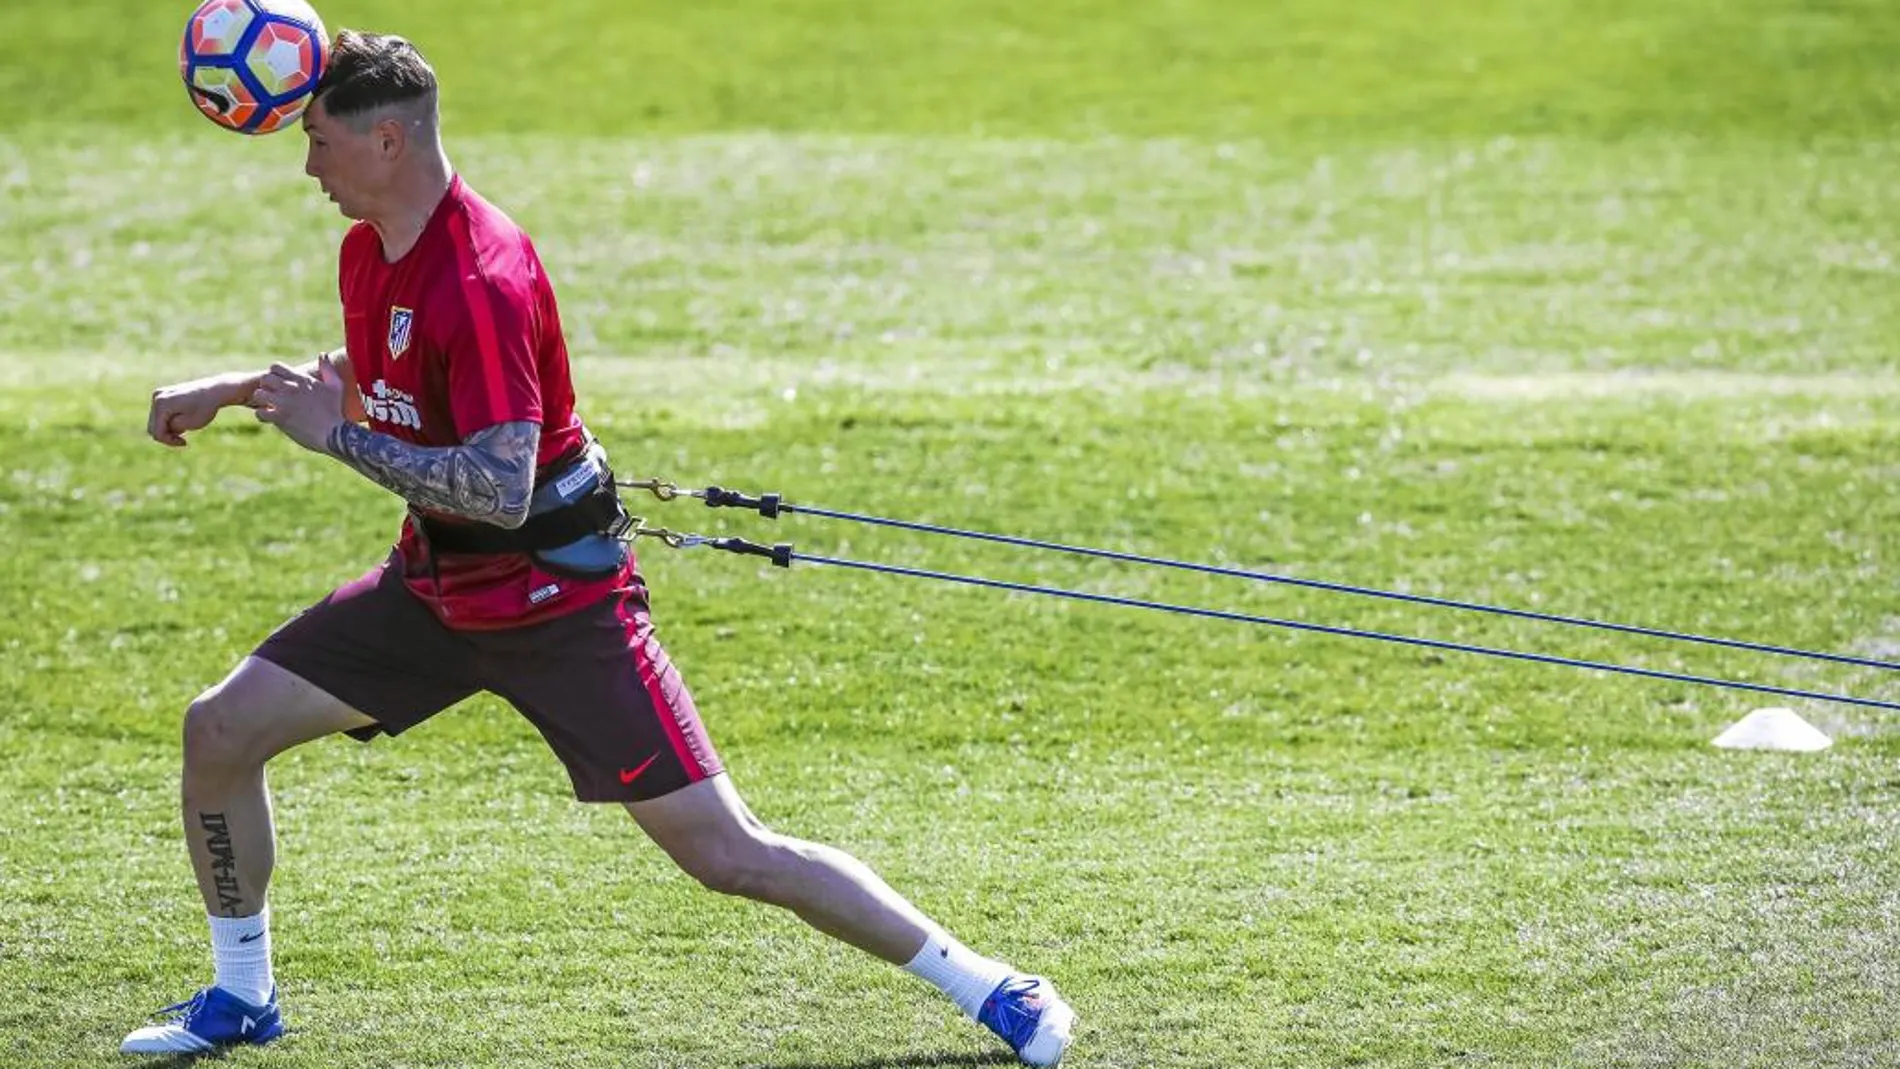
[904,929,1014,1020]
[208,908,275,1006]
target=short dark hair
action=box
[314,29,437,124]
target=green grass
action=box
[5,0,1900,138]
[4,2,1900,1067]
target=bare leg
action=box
[625,774,1077,1066]
[625,774,933,963]
[123,657,383,1054]
[181,656,378,917]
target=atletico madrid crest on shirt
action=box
[388,306,415,358]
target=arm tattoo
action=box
[326,420,539,527]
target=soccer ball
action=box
[178,0,328,135]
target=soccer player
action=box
[124,29,1075,1065]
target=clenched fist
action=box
[147,372,257,448]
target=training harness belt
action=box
[413,445,630,555]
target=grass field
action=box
[3,2,1899,1067]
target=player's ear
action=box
[374,116,405,160]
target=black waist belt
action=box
[417,489,623,554]
[414,443,629,555]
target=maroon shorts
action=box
[254,558,723,803]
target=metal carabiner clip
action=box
[620,477,682,502]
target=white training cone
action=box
[1711,707,1833,752]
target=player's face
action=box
[301,98,391,220]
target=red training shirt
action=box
[338,174,631,629]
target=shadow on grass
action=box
[749,1052,1016,1069]
[121,1039,1015,1069]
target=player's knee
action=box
[680,830,785,900]
[182,691,262,771]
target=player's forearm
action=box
[227,350,358,414]
[192,369,275,410]
[325,419,538,528]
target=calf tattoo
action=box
[326,419,538,526]
[200,811,244,916]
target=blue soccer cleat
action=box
[120,985,284,1055]
[977,974,1076,1067]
